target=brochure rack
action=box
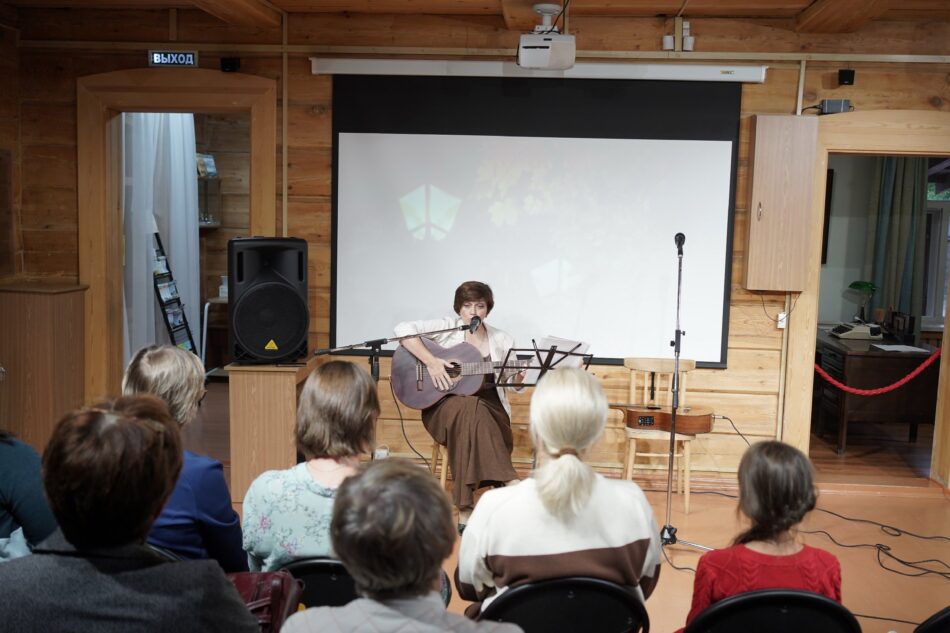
[152,232,197,353]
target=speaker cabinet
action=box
[228,237,309,363]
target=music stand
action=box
[498,339,593,387]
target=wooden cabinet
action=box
[743,115,818,291]
[0,281,86,452]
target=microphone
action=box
[675,232,685,256]
[468,316,481,334]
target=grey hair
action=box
[331,458,455,599]
[122,345,205,426]
[529,368,607,521]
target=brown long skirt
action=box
[422,385,517,508]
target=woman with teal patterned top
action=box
[242,361,379,571]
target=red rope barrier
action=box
[814,347,942,396]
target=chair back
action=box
[683,589,860,633]
[147,544,186,561]
[624,358,696,408]
[478,576,649,633]
[280,557,358,608]
[915,605,950,633]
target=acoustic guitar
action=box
[610,404,713,435]
[391,338,530,410]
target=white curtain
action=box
[122,113,200,366]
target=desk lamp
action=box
[846,280,877,322]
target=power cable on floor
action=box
[389,380,430,470]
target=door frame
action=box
[783,110,950,486]
[77,68,276,402]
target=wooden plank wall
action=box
[0,22,19,276]
[9,8,950,479]
[194,112,250,323]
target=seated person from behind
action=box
[0,428,57,561]
[457,368,662,617]
[683,440,841,628]
[123,345,246,572]
[0,396,259,632]
[282,458,523,633]
[243,360,379,570]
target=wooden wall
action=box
[0,22,18,277]
[194,112,250,361]
[195,112,251,302]
[8,8,950,479]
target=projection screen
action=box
[331,75,740,366]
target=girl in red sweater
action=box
[683,441,841,627]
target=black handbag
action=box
[227,570,304,632]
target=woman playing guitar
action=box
[394,281,522,532]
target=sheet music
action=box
[871,344,930,353]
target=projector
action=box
[518,33,576,70]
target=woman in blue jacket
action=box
[123,345,247,572]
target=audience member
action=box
[683,440,841,627]
[0,429,57,560]
[282,458,522,633]
[457,368,662,617]
[123,345,246,572]
[0,396,259,632]
[243,360,379,570]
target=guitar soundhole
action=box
[638,415,655,427]
[447,362,461,378]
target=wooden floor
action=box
[189,382,950,633]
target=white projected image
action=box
[336,132,732,363]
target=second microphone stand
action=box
[660,237,711,552]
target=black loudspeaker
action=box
[228,237,309,364]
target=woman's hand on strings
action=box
[426,358,455,391]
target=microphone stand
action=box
[313,321,477,384]
[661,234,711,552]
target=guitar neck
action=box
[421,359,530,377]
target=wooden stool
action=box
[620,357,702,516]
[430,440,449,489]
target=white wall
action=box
[818,155,876,324]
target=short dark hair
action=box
[42,395,183,549]
[295,361,379,459]
[734,440,817,545]
[331,459,455,599]
[453,281,494,315]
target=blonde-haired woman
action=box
[242,360,379,571]
[456,368,662,617]
[122,345,247,572]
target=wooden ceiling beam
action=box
[501,0,538,31]
[795,0,891,33]
[269,0,501,14]
[190,0,282,28]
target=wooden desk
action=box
[227,357,319,511]
[815,331,938,454]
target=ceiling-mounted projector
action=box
[518,3,576,71]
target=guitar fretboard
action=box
[418,359,532,378]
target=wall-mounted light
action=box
[310,58,767,83]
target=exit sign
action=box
[148,50,199,68]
